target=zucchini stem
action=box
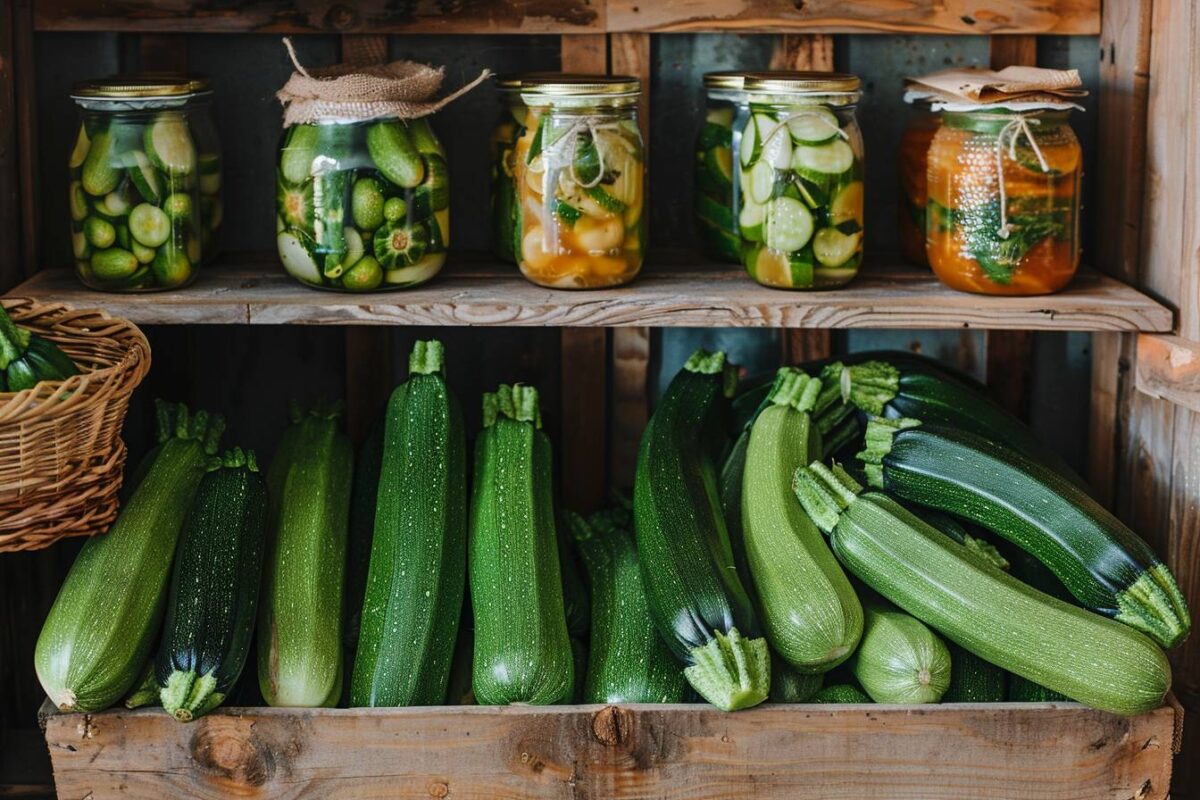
[162,670,219,722]
[1117,566,1192,649]
[858,416,922,487]
[123,660,159,709]
[683,628,770,712]
[765,368,822,413]
[828,360,901,416]
[409,339,445,376]
[483,383,542,428]
[792,462,863,533]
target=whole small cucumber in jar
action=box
[736,72,864,290]
[512,75,644,289]
[275,118,448,292]
[68,76,210,292]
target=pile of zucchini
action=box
[34,347,1187,720]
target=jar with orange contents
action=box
[897,101,939,266]
[512,75,644,289]
[925,109,1081,295]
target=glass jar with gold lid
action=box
[69,75,216,292]
[490,74,526,263]
[735,72,864,290]
[695,71,748,263]
[512,75,644,289]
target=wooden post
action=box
[13,0,37,280]
[0,2,20,291]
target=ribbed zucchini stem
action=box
[683,348,739,398]
[766,368,822,412]
[154,399,226,454]
[0,305,28,369]
[161,669,221,722]
[214,447,257,472]
[792,462,864,534]
[828,360,901,416]
[122,660,159,709]
[483,383,541,428]
[821,415,861,460]
[409,339,445,376]
[1117,566,1192,649]
[858,416,922,487]
[683,628,770,712]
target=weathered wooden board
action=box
[43,702,1176,800]
[1137,334,1200,416]
[8,256,1172,331]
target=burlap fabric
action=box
[277,37,490,126]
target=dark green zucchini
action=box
[812,683,872,704]
[0,303,79,392]
[344,419,384,655]
[634,349,769,711]
[569,511,686,704]
[157,448,268,721]
[769,656,823,703]
[943,644,1006,703]
[859,417,1190,649]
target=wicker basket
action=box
[0,298,150,552]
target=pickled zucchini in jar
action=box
[736,73,864,290]
[490,76,525,262]
[694,72,746,263]
[69,76,210,292]
[513,76,644,289]
[926,109,1081,295]
[275,117,449,292]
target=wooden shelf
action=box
[10,252,1172,331]
[31,0,1099,35]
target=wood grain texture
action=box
[43,702,1176,799]
[0,2,18,292]
[1167,410,1200,800]
[1136,334,1200,414]
[13,0,37,281]
[609,327,648,488]
[33,0,604,34]
[7,256,1171,331]
[1087,331,1124,508]
[559,33,607,73]
[606,0,1099,34]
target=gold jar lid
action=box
[743,71,861,94]
[71,73,211,100]
[703,71,750,90]
[519,73,640,97]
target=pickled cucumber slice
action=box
[278,230,322,285]
[280,125,319,184]
[278,177,314,231]
[790,246,815,287]
[795,175,828,209]
[81,129,121,196]
[792,139,854,176]
[385,251,444,287]
[421,154,449,210]
[69,182,89,222]
[69,127,91,169]
[102,187,132,217]
[584,185,626,215]
[367,121,425,189]
[129,203,171,248]
[145,115,196,175]
[739,196,765,242]
[739,114,758,167]
[747,245,792,288]
[695,192,735,232]
[131,240,156,264]
[71,230,90,260]
[374,220,427,268]
[812,227,862,268]
[756,114,792,170]
[830,180,864,225]
[163,193,192,222]
[124,150,163,205]
[352,176,385,231]
[325,227,364,279]
[786,109,840,145]
[84,216,116,249]
[433,209,449,250]
[116,224,131,251]
[763,196,814,252]
[198,152,221,193]
[748,160,775,205]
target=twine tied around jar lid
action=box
[528,118,633,189]
[276,37,490,126]
[973,113,1051,240]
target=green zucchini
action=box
[123,659,159,709]
[742,368,861,672]
[35,401,223,712]
[0,305,79,392]
[858,417,1190,649]
[158,448,268,721]
[634,349,770,711]
[351,341,467,707]
[769,657,823,703]
[849,603,951,704]
[569,511,687,704]
[830,358,1088,488]
[943,644,1006,703]
[794,462,1173,715]
[258,401,353,708]
[469,385,573,705]
[1008,674,1069,702]
[812,683,871,704]
[344,419,384,654]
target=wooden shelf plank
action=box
[42,702,1176,799]
[31,0,1098,35]
[9,253,1171,332]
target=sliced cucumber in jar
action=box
[125,150,162,205]
[795,175,828,209]
[71,230,91,260]
[278,177,314,231]
[69,182,89,222]
[792,139,855,176]
[374,220,427,268]
[812,227,863,268]
[278,230,322,285]
[785,108,840,145]
[385,250,444,287]
[764,196,815,253]
[69,127,91,169]
[129,204,172,248]
[163,193,192,223]
[101,187,132,217]
[739,115,758,168]
[145,115,196,175]
[432,209,449,250]
[748,160,775,205]
[739,196,765,242]
[705,106,735,128]
[830,180,864,226]
[790,246,815,288]
[756,114,792,170]
[326,227,364,278]
[748,245,792,288]
[131,240,156,264]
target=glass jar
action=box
[513,75,644,289]
[188,89,223,263]
[275,116,448,291]
[695,72,747,263]
[69,75,210,292]
[926,109,1081,295]
[490,76,526,263]
[898,101,939,267]
[737,73,864,290]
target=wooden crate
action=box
[42,701,1180,799]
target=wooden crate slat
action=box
[33,0,605,34]
[43,703,1175,799]
[7,256,1170,332]
[605,0,1099,35]
[14,0,38,282]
